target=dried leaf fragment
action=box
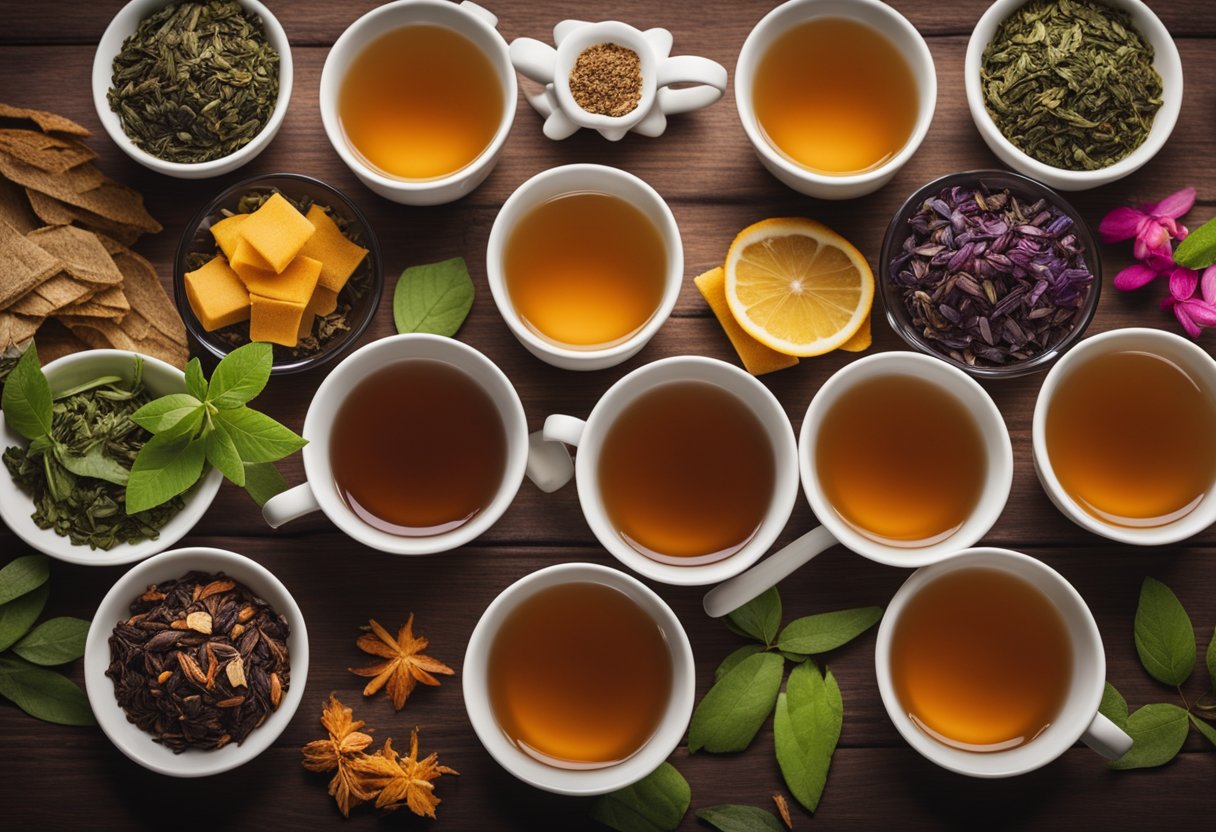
[774,793,793,829]
[349,615,455,710]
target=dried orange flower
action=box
[301,695,377,817]
[349,615,455,710]
[351,728,459,818]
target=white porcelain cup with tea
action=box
[543,355,800,586]
[486,163,684,371]
[463,562,695,794]
[875,547,1132,777]
[1033,327,1216,546]
[261,334,569,555]
[704,351,1013,617]
[319,0,517,205]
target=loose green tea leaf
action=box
[53,443,130,486]
[1191,713,1216,749]
[1174,216,1216,270]
[1,345,52,441]
[1110,703,1189,770]
[688,652,784,754]
[774,661,842,813]
[206,342,272,409]
[11,616,89,666]
[1206,626,1216,690]
[205,423,246,486]
[0,584,49,652]
[184,358,208,400]
[0,655,95,726]
[589,761,690,832]
[130,393,203,436]
[776,607,883,656]
[53,376,124,399]
[695,804,785,832]
[1134,577,1196,686]
[242,461,288,506]
[725,587,782,646]
[1099,681,1129,732]
[125,432,206,513]
[393,257,475,337]
[214,405,306,463]
[715,644,766,682]
[0,554,50,606]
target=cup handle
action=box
[703,526,838,617]
[543,414,585,447]
[510,37,558,85]
[655,56,728,116]
[526,430,574,493]
[262,482,321,529]
[1081,711,1134,760]
[459,0,498,29]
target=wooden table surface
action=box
[2,1,1214,828]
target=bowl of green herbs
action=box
[0,346,223,566]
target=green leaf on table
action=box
[695,804,785,832]
[242,461,289,506]
[1110,703,1189,770]
[184,357,208,400]
[53,443,130,486]
[393,257,475,337]
[589,761,690,832]
[715,644,765,682]
[724,587,782,646]
[125,432,206,514]
[214,406,306,463]
[0,554,50,606]
[689,652,784,753]
[205,422,246,486]
[1099,681,1129,731]
[1174,215,1216,270]
[0,584,49,652]
[11,617,89,666]
[1133,577,1195,686]
[130,393,203,436]
[776,607,883,656]
[774,660,843,813]
[206,342,272,409]
[1190,713,1216,748]
[1207,626,1216,690]
[0,655,94,726]
[1,344,52,440]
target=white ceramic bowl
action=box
[92,0,293,179]
[84,546,308,777]
[0,350,223,566]
[965,0,1182,191]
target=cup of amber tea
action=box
[463,562,695,794]
[875,547,1131,776]
[704,351,1013,617]
[261,334,533,555]
[543,356,800,586]
[1034,327,1216,545]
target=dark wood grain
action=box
[2,1,1215,829]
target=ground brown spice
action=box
[568,43,643,117]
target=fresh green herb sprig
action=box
[393,257,475,337]
[0,554,93,726]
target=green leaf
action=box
[777,651,809,664]
[695,804,785,832]
[0,584,49,652]
[1110,703,1189,770]
[214,406,306,463]
[206,342,272,408]
[688,652,784,753]
[725,587,782,646]
[1190,713,1216,748]
[776,607,883,656]
[125,432,206,514]
[715,644,765,682]
[774,661,842,813]
[1174,215,1216,270]
[589,762,690,832]
[1133,577,1195,686]
[1,344,52,440]
[53,443,129,486]
[0,554,50,606]
[52,375,123,399]
[0,655,95,726]
[11,617,89,666]
[242,461,289,506]
[1099,682,1129,731]
[392,257,475,336]
[130,393,203,436]
[184,358,208,400]
[206,422,246,486]
[1206,626,1216,690]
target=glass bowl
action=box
[879,170,1101,380]
[173,173,382,374]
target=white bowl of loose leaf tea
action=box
[965,0,1182,191]
[92,0,293,179]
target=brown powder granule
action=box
[568,43,643,117]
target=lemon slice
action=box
[724,217,874,357]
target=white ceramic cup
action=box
[486,163,683,371]
[734,0,937,200]
[261,334,540,554]
[704,352,1013,617]
[543,356,800,586]
[1033,327,1216,545]
[319,0,517,205]
[463,562,695,795]
[875,547,1132,777]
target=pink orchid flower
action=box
[1112,244,1178,291]
[1160,264,1216,338]
[1100,187,1195,261]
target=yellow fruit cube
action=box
[183,255,250,331]
[249,293,307,347]
[298,205,369,293]
[230,237,276,275]
[308,285,338,316]
[238,193,315,273]
[209,214,248,261]
[233,250,322,305]
[695,267,798,376]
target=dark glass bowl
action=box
[879,169,1101,380]
[173,173,382,374]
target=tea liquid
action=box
[504,192,667,348]
[890,567,1073,752]
[338,25,503,179]
[598,381,775,563]
[753,17,919,175]
[815,375,986,545]
[329,359,506,536]
[487,581,672,768]
[1046,350,1216,527]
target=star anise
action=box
[349,616,455,710]
[351,728,459,819]
[301,695,377,817]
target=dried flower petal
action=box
[353,729,459,818]
[349,616,455,710]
